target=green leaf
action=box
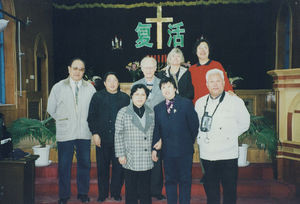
[238,115,278,160]
[8,116,56,148]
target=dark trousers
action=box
[57,139,91,199]
[202,158,238,204]
[96,145,123,199]
[164,154,193,204]
[124,168,151,204]
[150,155,164,196]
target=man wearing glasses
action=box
[47,58,96,204]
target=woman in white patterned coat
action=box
[115,84,154,204]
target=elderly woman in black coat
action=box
[158,47,194,100]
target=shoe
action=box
[113,195,122,201]
[58,198,68,204]
[77,194,90,203]
[97,196,106,202]
[153,194,166,200]
[200,175,206,184]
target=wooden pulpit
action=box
[0,155,39,204]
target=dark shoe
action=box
[153,194,166,200]
[97,196,106,202]
[77,194,90,203]
[200,175,206,184]
[58,198,68,204]
[113,195,122,201]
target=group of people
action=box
[47,38,250,204]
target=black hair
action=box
[130,84,150,99]
[69,58,85,67]
[193,38,211,56]
[159,77,177,90]
[103,72,119,82]
[94,78,105,91]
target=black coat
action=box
[87,89,130,146]
[157,66,194,100]
[152,95,199,158]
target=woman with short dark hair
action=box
[190,38,233,104]
[115,84,154,204]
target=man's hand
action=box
[118,156,127,165]
[152,150,158,162]
[153,139,162,150]
[93,134,101,147]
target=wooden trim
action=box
[2,0,17,105]
[274,75,300,80]
[33,33,49,115]
[276,91,280,137]
[277,151,300,158]
[287,112,292,141]
[294,110,300,113]
[274,83,300,88]
[277,152,300,161]
[281,142,300,149]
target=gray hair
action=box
[140,56,157,68]
[167,48,185,65]
[206,68,224,82]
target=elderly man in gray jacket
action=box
[133,56,165,200]
[47,58,96,204]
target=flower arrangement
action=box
[126,61,142,82]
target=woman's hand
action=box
[118,156,127,165]
[93,134,101,147]
[153,139,162,150]
[152,150,158,162]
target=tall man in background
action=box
[133,56,166,200]
[47,58,96,204]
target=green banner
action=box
[53,0,270,10]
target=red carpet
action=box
[35,163,300,204]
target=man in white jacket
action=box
[47,58,96,204]
[195,68,250,204]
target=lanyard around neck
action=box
[203,91,225,117]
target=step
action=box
[35,177,296,198]
[35,162,274,180]
[35,195,300,204]
[35,162,297,203]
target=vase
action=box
[32,145,51,167]
[238,144,249,167]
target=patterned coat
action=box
[115,103,154,171]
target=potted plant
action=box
[8,116,56,167]
[238,115,279,169]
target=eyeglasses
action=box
[71,67,85,72]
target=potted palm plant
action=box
[8,116,56,166]
[238,115,278,171]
